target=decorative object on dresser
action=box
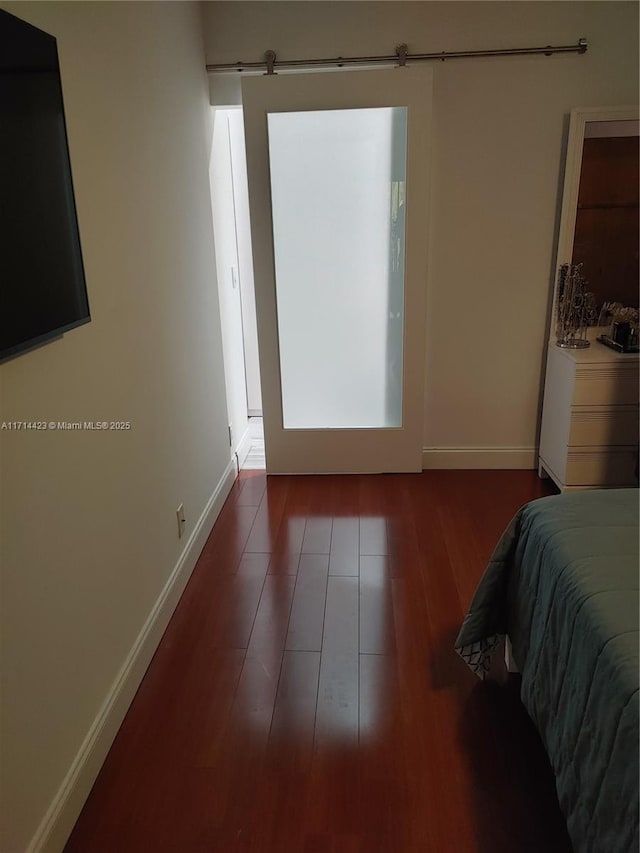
[539,105,639,491]
[596,302,640,353]
[555,262,597,349]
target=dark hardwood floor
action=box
[65,470,572,853]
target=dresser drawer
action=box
[566,448,638,486]
[569,406,639,446]
[573,364,639,406]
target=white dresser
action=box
[539,340,639,491]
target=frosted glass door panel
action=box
[267,108,407,429]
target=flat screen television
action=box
[0,9,90,363]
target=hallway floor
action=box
[65,470,571,853]
[241,417,265,470]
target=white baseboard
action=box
[235,424,252,469]
[27,459,238,853]
[422,446,537,470]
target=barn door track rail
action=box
[206,38,588,75]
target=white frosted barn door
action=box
[242,69,431,472]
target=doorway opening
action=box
[210,67,432,474]
[208,107,263,471]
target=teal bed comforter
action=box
[455,489,639,853]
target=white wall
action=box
[0,3,231,851]
[203,1,639,466]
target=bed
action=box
[455,488,639,853]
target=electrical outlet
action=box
[176,503,186,539]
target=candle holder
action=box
[555,263,597,349]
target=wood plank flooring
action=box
[65,470,572,853]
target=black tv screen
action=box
[0,9,90,362]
